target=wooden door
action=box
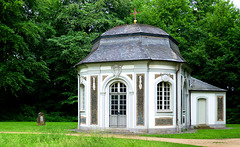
[198,99,206,125]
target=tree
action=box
[0,0,53,94]
[125,0,240,123]
[46,0,131,106]
[193,1,240,123]
[1,0,239,123]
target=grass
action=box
[142,124,240,139]
[0,122,239,146]
[0,133,196,147]
[0,122,196,147]
[0,122,77,133]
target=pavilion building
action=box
[75,24,226,133]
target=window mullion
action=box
[162,82,165,110]
[118,82,120,93]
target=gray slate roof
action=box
[76,24,186,66]
[190,77,226,92]
[101,24,169,36]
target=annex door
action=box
[109,82,127,128]
[198,99,206,125]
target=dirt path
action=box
[1,131,240,147]
[95,134,240,147]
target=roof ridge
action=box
[169,44,185,62]
[140,36,152,60]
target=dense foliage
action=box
[0,0,239,123]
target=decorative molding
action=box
[217,96,224,121]
[93,77,96,91]
[155,117,173,126]
[80,116,86,124]
[162,75,170,82]
[111,65,122,78]
[80,76,87,84]
[90,76,98,125]
[155,74,161,79]
[80,76,84,84]
[102,75,108,81]
[136,74,145,126]
[127,74,133,80]
[139,75,142,90]
[155,73,173,80]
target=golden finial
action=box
[130,8,141,24]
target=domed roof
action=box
[101,24,169,36]
[76,24,186,66]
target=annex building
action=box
[75,24,226,133]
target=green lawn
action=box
[0,122,77,133]
[0,133,196,147]
[142,124,240,139]
[1,122,239,139]
[0,122,195,147]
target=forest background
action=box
[0,0,240,123]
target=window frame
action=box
[109,82,127,115]
[155,75,174,113]
[156,81,171,112]
[80,84,85,112]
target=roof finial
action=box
[130,8,141,24]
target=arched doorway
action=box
[109,82,127,128]
[198,98,206,125]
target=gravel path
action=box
[1,131,240,147]
[94,134,240,147]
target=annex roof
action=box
[190,77,227,92]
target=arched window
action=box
[80,84,85,111]
[157,82,171,110]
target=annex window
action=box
[80,84,85,111]
[157,82,170,110]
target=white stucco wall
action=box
[191,91,226,127]
[77,61,194,132]
[148,62,177,129]
[78,61,149,130]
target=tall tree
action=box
[1,0,239,123]
[0,0,54,94]
[44,0,131,105]
[0,0,56,120]
[125,0,240,123]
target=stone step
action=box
[103,128,134,134]
[197,125,211,129]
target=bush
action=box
[227,106,240,124]
[44,112,77,122]
[0,104,77,122]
